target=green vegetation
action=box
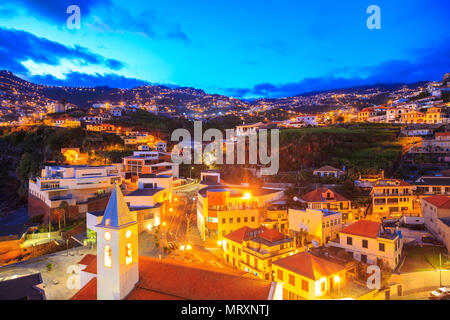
[279,125,402,175]
[400,245,450,272]
[107,109,190,135]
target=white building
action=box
[288,208,343,245]
[329,220,403,269]
[28,165,122,221]
[422,195,450,253]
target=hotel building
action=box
[28,165,121,222]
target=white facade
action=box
[96,185,139,300]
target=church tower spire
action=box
[96,184,139,300]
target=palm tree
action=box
[58,201,69,228]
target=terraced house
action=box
[371,179,418,219]
[222,226,295,280]
[330,220,403,269]
[300,188,353,222]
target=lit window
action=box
[104,245,112,268]
[126,230,131,238]
[126,243,133,265]
[104,232,111,241]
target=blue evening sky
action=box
[0,0,449,98]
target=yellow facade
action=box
[222,228,295,280]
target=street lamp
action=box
[334,275,341,300]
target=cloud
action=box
[0,27,124,75]
[4,0,190,44]
[226,40,450,98]
[3,0,110,23]
[28,72,149,88]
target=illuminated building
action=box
[272,252,349,300]
[421,195,450,253]
[28,165,121,222]
[196,182,284,242]
[299,188,353,222]
[370,179,418,218]
[288,208,343,246]
[222,226,295,280]
[122,151,179,178]
[72,185,280,300]
[330,220,403,269]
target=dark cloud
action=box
[3,0,110,23]
[227,40,450,98]
[28,72,149,89]
[0,27,124,73]
[5,0,190,44]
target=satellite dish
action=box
[312,239,320,248]
[293,196,298,202]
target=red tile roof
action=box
[273,252,346,280]
[301,188,349,203]
[71,256,273,300]
[259,228,286,242]
[69,278,97,300]
[224,226,287,244]
[77,254,96,266]
[423,195,450,209]
[340,220,380,239]
[223,226,256,244]
[436,132,450,137]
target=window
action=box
[302,279,309,292]
[362,239,368,248]
[251,216,255,222]
[104,245,112,268]
[289,274,295,286]
[232,246,235,253]
[277,269,283,281]
[125,243,132,265]
[237,217,241,223]
[229,218,233,223]
[244,217,248,223]
[347,237,353,245]
[379,243,385,252]
[222,218,226,224]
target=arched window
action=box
[125,243,132,265]
[104,245,112,268]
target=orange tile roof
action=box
[71,256,273,300]
[69,278,97,300]
[224,226,257,244]
[340,220,380,239]
[436,132,450,137]
[423,195,450,209]
[83,259,97,274]
[301,188,349,203]
[273,252,346,281]
[373,179,411,187]
[77,254,96,266]
[259,228,286,242]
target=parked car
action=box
[422,235,442,246]
[429,287,449,300]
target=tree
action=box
[58,201,69,228]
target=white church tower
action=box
[96,184,139,300]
